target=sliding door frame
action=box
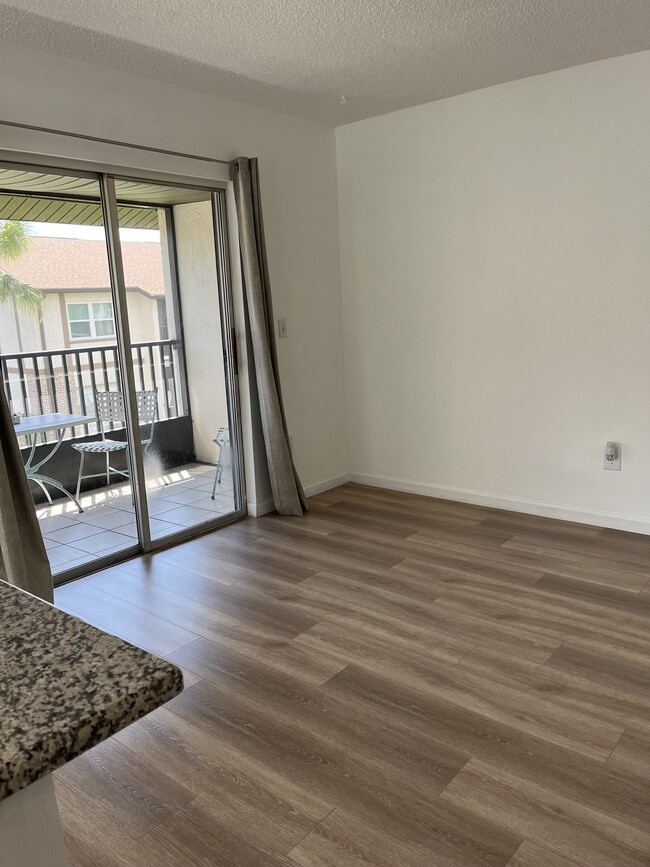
[0,152,247,582]
[211,190,246,516]
[102,174,248,556]
[100,175,153,551]
[102,174,248,550]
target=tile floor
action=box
[36,462,236,575]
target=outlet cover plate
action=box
[603,443,621,471]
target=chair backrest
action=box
[214,426,230,446]
[95,390,158,440]
[136,390,158,425]
[96,390,126,427]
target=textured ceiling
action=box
[1,0,649,125]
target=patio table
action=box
[14,413,96,513]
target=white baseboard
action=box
[247,473,350,518]
[247,498,275,517]
[348,472,650,535]
[304,472,350,498]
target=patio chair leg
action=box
[75,452,85,502]
[105,451,111,487]
[34,479,53,506]
[218,443,228,484]
[211,446,222,499]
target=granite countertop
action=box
[0,581,183,801]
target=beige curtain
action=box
[230,157,308,516]
[0,386,53,602]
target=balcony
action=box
[2,340,235,575]
[2,339,194,498]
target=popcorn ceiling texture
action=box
[1,0,649,125]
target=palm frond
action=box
[0,220,32,260]
[0,271,44,318]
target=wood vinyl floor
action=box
[53,483,650,866]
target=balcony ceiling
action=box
[0,194,159,230]
[1,0,649,125]
[0,169,210,228]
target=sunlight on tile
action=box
[35,462,234,577]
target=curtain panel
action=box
[230,157,308,516]
[0,386,53,602]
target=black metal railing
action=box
[1,340,185,440]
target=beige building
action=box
[0,234,175,421]
[0,235,166,356]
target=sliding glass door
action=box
[110,177,240,542]
[0,160,244,583]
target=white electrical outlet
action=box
[603,442,621,471]
[278,318,288,338]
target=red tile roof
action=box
[0,236,165,297]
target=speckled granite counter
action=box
[1,580,183,801]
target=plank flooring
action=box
[53,483,650,866]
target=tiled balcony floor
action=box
[36,462,236,575]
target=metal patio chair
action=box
[72,389,158,500]
[211,426,230,499]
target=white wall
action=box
[337,51,650,531]
[124,292,160,345]
[0,43,349,509]
[173,200,228,463]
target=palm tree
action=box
[0,220,44,317]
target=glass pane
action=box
[113,179,238,542]
[0,166,140,581]
[67,303,89,320]
[92,302,113,319]
[94,319,115,337]
[70,320,91,338]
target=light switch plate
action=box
[278,318,287,338]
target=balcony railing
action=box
[1,340,186,440]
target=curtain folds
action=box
[230,157,308,516]
[0,386,53,601]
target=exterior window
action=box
[67,302,115,339]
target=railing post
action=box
[16,357,29,417]
[1,340,179,441]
